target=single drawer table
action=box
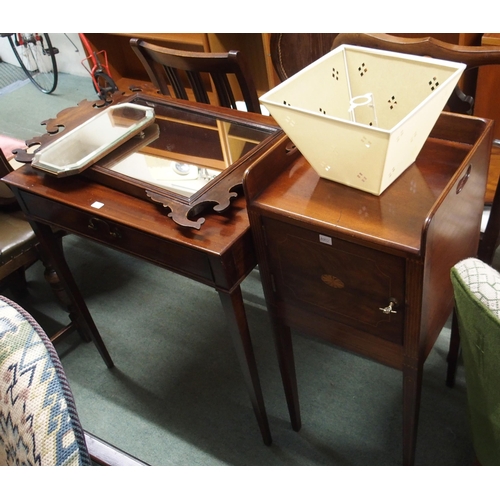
[4,92,298,447]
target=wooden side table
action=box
[244,112,493,464]
[3,93,298,447]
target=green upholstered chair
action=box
[451,258,500,465]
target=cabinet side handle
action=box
[456,164,472,194]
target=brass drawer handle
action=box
[88,217,121,239]
[379,298,398,315]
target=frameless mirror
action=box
[31,103,155,176]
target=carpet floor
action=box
[0,61,28,92]
[2,235,474,466]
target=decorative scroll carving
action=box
[12,94,123,162]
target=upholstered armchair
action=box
[451,258,500,465]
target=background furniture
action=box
[0,145,40,294]
[83,34,482,100]
[269,33,338,82]
[130,38,261,113]
[474,34,500,204]
[244,111,493,465]
[451,258,500,466]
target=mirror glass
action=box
[102,100,273,199]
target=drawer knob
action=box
[88,217,121,239]
[379,298,398,315]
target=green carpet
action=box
[0,72,97,140]
[0,73,476,466]
[0,62,28,93]
[1,234,474,466]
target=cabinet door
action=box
[262,217,405,344]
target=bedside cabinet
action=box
[244,112,493,465]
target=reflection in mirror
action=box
[108,153,219,197]
[105,112,272,199]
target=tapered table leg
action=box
[402,360,423,466]
[446,311,461,388]
[218,286,272,446]
[31,220,114,368]
[271,318,301,432]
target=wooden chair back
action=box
[0,147,17,205]
[130,38,261,114]
[333,33,500,67]
[270,33,338,82]
[0,294,148,466]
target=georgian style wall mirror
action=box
[14,92,282,229]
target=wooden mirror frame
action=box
[13,92,282,229]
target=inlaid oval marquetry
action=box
[321,274,345,288]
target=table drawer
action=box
[262,217,405,344]
[19,191,214,284]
